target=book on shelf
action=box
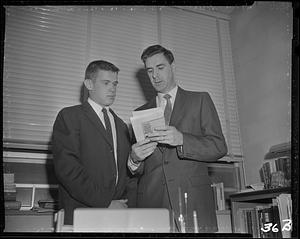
[4,174,16,195]
[255,205,266,238]
[259,163,271,189]
[250,209,259,238]
[259,156,291,189]
[3,173,19,205]
[211,182,225,211]
[271,171,286,188]
[275,157,291,181]
[130,107,165,142]
[237,205,271,237]
[275,194,292,238]
[4,191,17,201]
[4,180,17,201]
[260,142,291,189]
[271,204,282,238]
[235,193,292,238]
[258,207,275,238]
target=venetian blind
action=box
[217,19,243,157]
[3,6,158,145]
[3,6,88,144]
[3,6,243,159]
[87,6,159,119]
[159,7,242,158]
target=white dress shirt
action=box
[88,98,118,184]
[156,86,178,112]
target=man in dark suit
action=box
[128,45,228,232]
[52,60,135,225]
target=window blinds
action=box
[88,6,159,120]
[159,7,242,157]
[3,6,242,159]
[217,19,243,157]
[3,6,88,144]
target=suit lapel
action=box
[82,101,113,148]
[169,87,187,127]
[160,87,187,153]
[109,109,123,171]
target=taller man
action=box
[129,45,227,232]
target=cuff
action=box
[127,156,141,172]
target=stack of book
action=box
[4,173,21,210]
[259,142,291,189]
[259,156,291,189]
[237,193,292,238]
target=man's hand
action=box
[131,138,157,163]
[147,126,183,146]
[108,199,128,209]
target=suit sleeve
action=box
[122,167,138,208]
[52,109,112,207]
[176,92,228,161]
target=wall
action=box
[230,2,292,185]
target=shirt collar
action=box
[157,85,178,104]
[87,98,110,115]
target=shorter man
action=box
[52,60,136,225]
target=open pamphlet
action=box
[130,107,165,142]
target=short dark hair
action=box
[141,45,174,65]
[85,60,119,80]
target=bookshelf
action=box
[230,187,291,237]
[3,149,58,232]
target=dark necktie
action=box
[164,94,172,125]
[102,108,114,149]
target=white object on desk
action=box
[73,208,170,232]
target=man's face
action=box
[85,70,118,107]
[145,53,176,93]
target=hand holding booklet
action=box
[130,107,166,142]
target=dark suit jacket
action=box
[134,87,227,232]
[52,101,136,225]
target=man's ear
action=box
[171,62,175,72]
[84,79,94,90]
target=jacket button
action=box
[164,160,169,164]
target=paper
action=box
[130,107,165,142]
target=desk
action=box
[4,210,55,232]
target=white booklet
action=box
[130,107,165,142]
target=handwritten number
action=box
[261,223,272,232]
[282,219,292,232]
